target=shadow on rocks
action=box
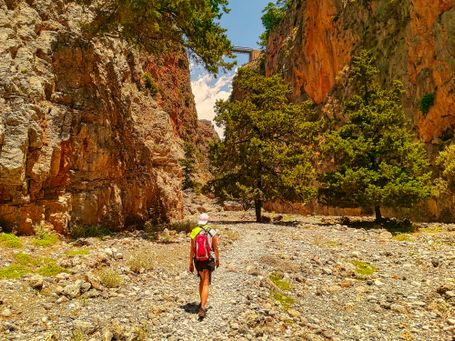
[339,216,416,234]
[181,302,200,314]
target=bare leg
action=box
[200,269,210,309]
[198,272,204,304]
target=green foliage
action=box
[36,261,66,277]
[180,142,196,190]
[209,67,320,221]
[0,253,65,279]
[436,143,455,192]
[259,0,291,47]
[79,0,234,73]
[143,73,159,96]
[272,291,295,309]
[420,93,435,114]
[32,228,59,248]
[320,50,432,220]
[269,272,291,291]
[351,259,377,276]
[0,264,30,279]
[65,248,91,257]
[392,233,414,242]
[0,233,23,248]
[168,220,195,233]
[69,225,113,239]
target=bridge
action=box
[232,46,262,62]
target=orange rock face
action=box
[266,0,358,103]
[266,0,455,142]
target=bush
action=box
[65,248,91,257]
[436,144,455,191]
[351,259,377,276]
[127,248,155,273]
[97,268,123,288]
[168,220,195,234]
[0,233,23,248]
[69,225,112,239]
[420,93,435,114]
[32,226,59,248]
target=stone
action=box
[288,309,301,318]
[390,304,407,314]
[28,274,44,290]
[223,201,243,211]
[1,308,12,317]
[62,280,82,298]
[73,320,97,334]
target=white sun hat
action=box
[198,213,209,225]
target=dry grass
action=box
[127,248,155,273]
[97,268,123,288]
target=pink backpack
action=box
[194,229,212,261]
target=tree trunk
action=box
[374,205,382,221]
[255,199,262,222]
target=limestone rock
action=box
[0,0,197,233]
[28,274,44,290]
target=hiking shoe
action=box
[198,307,206,319]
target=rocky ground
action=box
[0,210,454,341]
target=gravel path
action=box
[0,214,454,340]
[152,223,271,340]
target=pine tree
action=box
[78,0,233,73]
[180,142,196,190]
[320,50,432,220]
[209,68,319,222]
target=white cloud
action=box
[191,69,235,137]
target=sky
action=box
[190,0,271,136]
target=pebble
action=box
[1,308,12,317]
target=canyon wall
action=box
[0,0,199,233]
[266,0,455,145]
[263,0,455,221]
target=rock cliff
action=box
[0,0,198,233]
[266,0,455,145]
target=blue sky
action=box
[190,0,271,135]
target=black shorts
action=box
[194,259,216,273]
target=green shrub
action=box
[69,225,112,239]
[420,93,435,114]
[392,233,414,242]
[65,248,91,257]
[351,259,377,276]
[32,228,59,247]
[14,252,40,266]
[144,73,159,96]
[168,220,194,234]
[269,272,291,291]
[0,264,31,279]
[436,144,455,191]
[5,253,66,278]
[260,0,291,47]
[0,233,23,248]
[272,291,295,309]
[36,262,66,277]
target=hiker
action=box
[188,213,219,319]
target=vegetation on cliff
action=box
[319,51,432,220]
[79,0,234,73]
[208,68,320,222]
[259,0,291,48]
